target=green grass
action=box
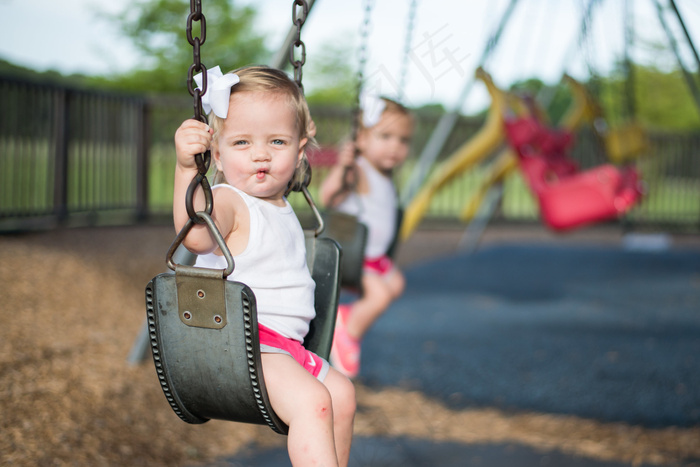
[1,135,699,231]
[148,141,177,212]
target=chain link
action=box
[289,0,309,91]
[344,0,374,193]
[328,0,373,208]
[398,0,418,102]
[285,0,311,194]
[184,0,212,223]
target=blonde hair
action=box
[208,65,317,189]
[359,96,414,131]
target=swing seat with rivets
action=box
[145,198,341,434]
[320,210,367,290]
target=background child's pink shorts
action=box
[258,324,329,381]
[363,255,394,276]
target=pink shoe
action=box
[336,303,352,327]
[330,305,361,378]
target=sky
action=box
[0,0,698,114]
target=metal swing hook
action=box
[166,211,235,278]
[167,0,233,278]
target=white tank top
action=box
[194,185,316,342]
[336,156,398,259]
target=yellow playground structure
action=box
[561,74,649,165]
[400,68,507,240]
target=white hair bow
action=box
[360,92,386,127]
[194,66,240,119]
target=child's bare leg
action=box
[322,368,356,466]
[346,269,404,340]
[262,353,338,466]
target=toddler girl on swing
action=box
[173,65,355,467]
[320,95,415,378]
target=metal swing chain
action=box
[398,0,418,102]
[351,0,373,153]
[184,0,213,224]
[285,0,313,196]
[289,0,309,91]
[334,0,373,202]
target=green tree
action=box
[505,62,700,132]
[598,62,700,131]
[304,42,357,107]
[92,0,269,94]
[0,59,92,88]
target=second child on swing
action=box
[320,95,415,379]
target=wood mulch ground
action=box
[1,223,699,466]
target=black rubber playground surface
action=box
[227,436,658,467]
[224,239,700,466]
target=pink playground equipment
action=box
[503,115,644,231]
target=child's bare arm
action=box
[319,141,356,207]
[173,119,237,255]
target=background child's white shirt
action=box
[336,156,398,259]
[194,184,316,343]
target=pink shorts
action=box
[258,324,329,381]
[363,255,395,276]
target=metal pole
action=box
[457,183,503,254]
[538,0,601,113]
[53,89,70,224]
[400,0,520,206]
[135,99,150,221]
[653,0,700,115]
[668,0,700,78]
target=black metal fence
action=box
[1,76,699,234]
[0,77,149,231]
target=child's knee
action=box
[308,385,334,421]
[391,270,405,297]
[334,377,357,422]
[376,285,395,309]
[364,276,392,307]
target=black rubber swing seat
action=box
[320,206,403,291]
[320,210,367,290]
[146,195,341,434]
